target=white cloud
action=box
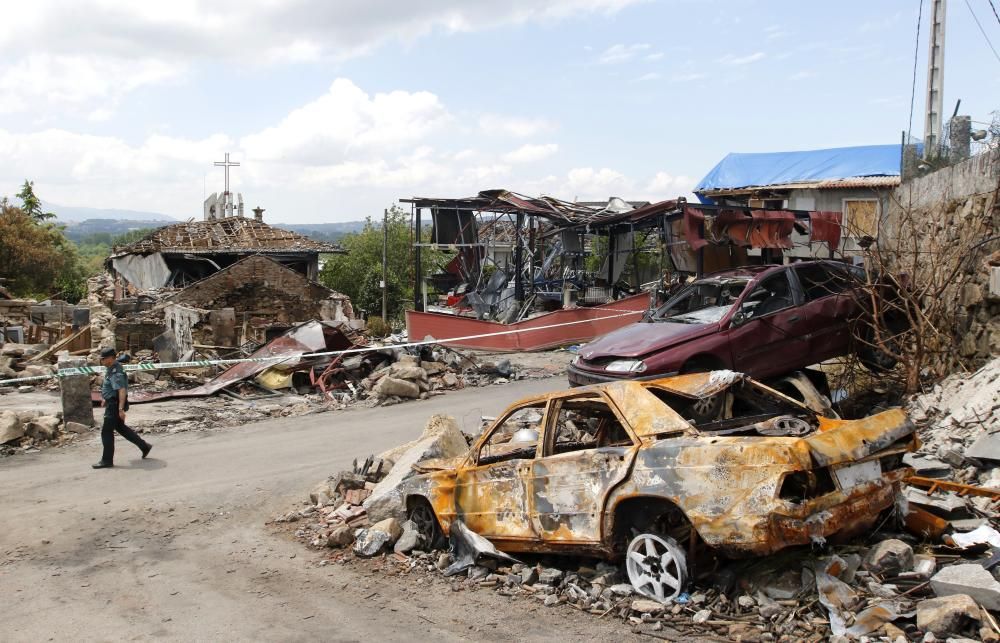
[598,43,651,64]
[788,70,815,81]
[240,78,451,164]
[0,54,182,115]
[564,167,633,199]
[0,1,642,115]
[479,114,553,138]
[502,143,559,163]
[719,52,766,65]
[671,72,705,82]
[645,52,665,61]
[644,171,695,198]
[631,72,661,82]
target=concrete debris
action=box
[864,538,915,575]
[393,520,423,554]
[364,414,467,523]
[930,564,1000,611]
[946,524,1000,549]
[916,594,982,637]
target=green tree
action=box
[0,201,86,302]
[319,205,443,321]
[16,180,55,222]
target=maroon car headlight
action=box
[605,359,647,374]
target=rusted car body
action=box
[401,372,916,574]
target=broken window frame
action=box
[473,400,548,466]
[542,393,636,457]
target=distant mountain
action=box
[60,218,177,242]
[280,221,367,242]
[45,203,178,223]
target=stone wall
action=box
[887,147,1000,367]
[171,254,353,323]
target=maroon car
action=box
[568,261,876,389]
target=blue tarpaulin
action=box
[695,144,902,196]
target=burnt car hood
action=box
[580,321,717,361]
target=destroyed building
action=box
[97,198,353,356]
[694,144,904,260]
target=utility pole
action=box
[381,208,388,321]
[923,0,946,159]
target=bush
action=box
[366,315,391,338]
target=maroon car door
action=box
[726,269,813,379]
[791,262,856,363]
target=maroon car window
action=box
[795,263,850,301]
[742,272,794,319]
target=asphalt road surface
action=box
[0,378,645,642]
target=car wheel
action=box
[625,532,689,603]
[408,498,445,550]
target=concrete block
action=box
[931,564,1000,611]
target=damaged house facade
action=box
[694,144,904,261]
[100,203,353,357]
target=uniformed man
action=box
[93,347,152,469]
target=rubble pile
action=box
[0,408,88,455]
[0,343,55,389]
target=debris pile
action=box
[0,343,54,390]
[0,408,88,455]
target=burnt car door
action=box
[454,401,546,542]
[727,268,813,379]
[528,392,637,544]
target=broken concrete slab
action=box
[946,524,1000,549]
[326,524,354,548]
[904,487,974,519]
[930,564,1000,610]
[965,432,1000,463]
[904,453,953,477]
[393,520,422,554]
[64,421,90,434]
[916,594,981,636]
[364,414,468,523]
[24,415,60,441]
[374,377,421,399]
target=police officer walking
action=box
[93,347,152,469]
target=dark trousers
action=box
[101,404,146,463]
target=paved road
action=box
[0,378,642,642]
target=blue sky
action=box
[0,0,997,223]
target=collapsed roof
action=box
[109,217,343,257]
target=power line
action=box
[964,0,1000,63]
[907,0,925,142]
[989,0,1000,26]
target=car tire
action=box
[407,498,445,550]
[625,532,689,603]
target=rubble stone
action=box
[64,421,90,434]
[352,528,392,558]
[373,377,421,399]
[364,414,468,522]
[326,525,354,548]
[930,564,1000,610]
[520,567,539,586]
[864,539,914,575]
[538,568,564,585]
[916,594,981,636]
[692,609,711,624]
[393,520,422,554]
[309,482,334,505]
[24,416,60,441]
[0,410,24,443]
[631,598,667,614]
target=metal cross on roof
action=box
[214,153,240,195]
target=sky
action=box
[0,0,998,224]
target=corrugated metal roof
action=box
[698,175,900,196]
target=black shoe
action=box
[141,443,152,459]
[92,461,113,469]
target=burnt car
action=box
[400,372,916,603]
[567,261,893,389]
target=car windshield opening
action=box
[652,278,750,324]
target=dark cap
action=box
[99,347,117,359]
